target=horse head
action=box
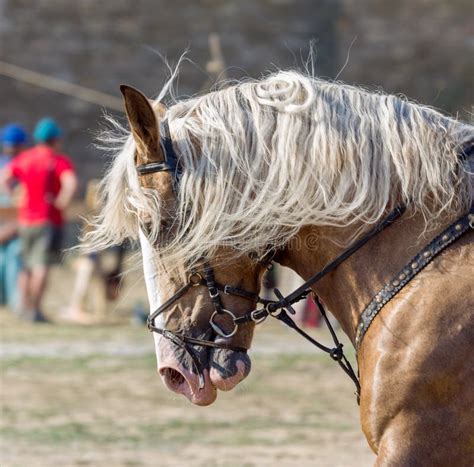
[88,71,474,462]
[121,86,268,405]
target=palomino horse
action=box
[88,71,473,465]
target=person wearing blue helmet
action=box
[0,118,77,322]
[0,123,28,166]
[0,124,28,311]
[33,117,63,144]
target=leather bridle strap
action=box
[136,119,182,183]
[147,268,251,390]
[279,205,406,306]
[136,161,176,175]
[148,324,247,353]
[235,205,406,326]
[355,204,474,349]
[202,261,225,313]
[147,267,265,350]
[277,296,361,399]
[232,206,406,400]
[148,279,196,322]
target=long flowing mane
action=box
[87,70,473,267]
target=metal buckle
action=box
[210,309,238,338]
[250,309,268,324]
[188,272,203,286]
[266,302,282,317]
[208,287,219,298]
[223,284,232,295]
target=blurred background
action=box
[0,1,473,466]
[1,0,472,194]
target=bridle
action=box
[137,121,474,398]
[147,257,277,345]
[139,121,276,347]
[138,121,279,387]
[145,257,277,390]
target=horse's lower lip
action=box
[209,348,252,391]
[155,336,250,404]
[210,359,250,391]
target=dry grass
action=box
[0,264,374,466]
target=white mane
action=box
[86,70,473,268]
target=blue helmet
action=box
[1,124,28,146]
[33,118,62,143]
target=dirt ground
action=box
[0,263,375,467]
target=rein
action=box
[139,121,473,398]
[235,205,406,326]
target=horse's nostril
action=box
[160,367,186,389]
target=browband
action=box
[136,119,181,179]
[136,162,176,175]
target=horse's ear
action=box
[120,84,165,164]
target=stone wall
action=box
[339,0,473,115]
[0,0,472,191]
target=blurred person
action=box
[0,118,77,322]
[63,180,125,323]
[302,294,322,328]
[64,246,126,323]
[0,124,28,310]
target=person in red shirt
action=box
[0,118,77,322]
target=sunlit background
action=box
[1,0,472,195]
[0,1,472,466]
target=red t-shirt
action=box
[9,145,75,226]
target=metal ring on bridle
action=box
[188,272,203,286]
[266,302,282,317]
[210,309,238,338]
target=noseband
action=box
[147,258,276,347]
[138,122,473,398]
[145,258,276,389]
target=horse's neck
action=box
[278,210,455,343]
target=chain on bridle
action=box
[137,120,474,398]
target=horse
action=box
[87,71,474,465]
